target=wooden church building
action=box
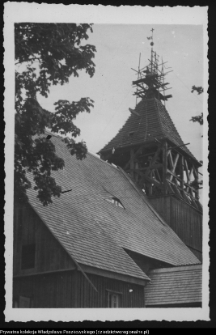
[13,31,202,308]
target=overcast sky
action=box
[37,24,204,163]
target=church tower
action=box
[98,29,202,261]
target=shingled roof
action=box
[145,264,202,306]
[27,134,200,283]
[99,98,199,165]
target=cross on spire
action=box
[151,28,154,42]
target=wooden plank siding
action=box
[148,195,202,260]
[75,271,145,308]
[13,204,145,308]
[13,204,75,276]
[13,270,145,308]
[13,271,76,308]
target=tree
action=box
[190,85,203,125]
[190,85,203,189]
[15,23,96,205]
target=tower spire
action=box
[132,28,173,103]
[150,28,154,73]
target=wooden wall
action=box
[13,270,145,308]
[75,272,144,308]
[148,195,202,261]
[13,270,76,308]
[13,204,145,308]
[13,204,75,276]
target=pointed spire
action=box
[132,29,173,103]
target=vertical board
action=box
[13,204,75,276]
[13,271,76,308]
[13,270,145,308]
[148,195,202,259]
[75,271,145,308]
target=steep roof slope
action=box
[99,98,199,165]
[145,265,202,306]
[27,135,200,281]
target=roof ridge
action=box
[44,129,64,140]
[87,151,119,171]
[44,129,121,173]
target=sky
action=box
[37,24,204,163]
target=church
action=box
[13,31,202,308]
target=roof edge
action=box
[79,264,150,286]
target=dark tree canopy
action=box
[15,23,96,205]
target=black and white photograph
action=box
[4,3,209,321]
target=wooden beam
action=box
[167,169,198,202]
[167,169,187,185]
[166,181,175,194]
[163,141,168,194]
[166,179,183,199]
[194,167,199,180]
[167,179,192,195]
[80,264,148,286]
[129,164,162,173]
[180,156,184,189]
[181,190,191,203]
[189,165,194,180]
[130,148,135,179]
[13,267,76,278]
[167,150,174,168]
[173,184,183,200]
[145,145,162,176]
[123,145,146,170]
[144,175,161,186]
[138,151,160,159]
[184,159,190,183]
[155,168,161,182]
[169,153,179,182]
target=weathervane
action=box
[131,28,173,105]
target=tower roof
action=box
[98,97,200,166]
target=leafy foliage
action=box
[190,86,203,125]
[190,113,203,125]
[191,85,203,95]
[15,23,96,205]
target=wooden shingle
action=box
[26,135,200,284]
[145,265,202,306]
[99,98,199,165]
